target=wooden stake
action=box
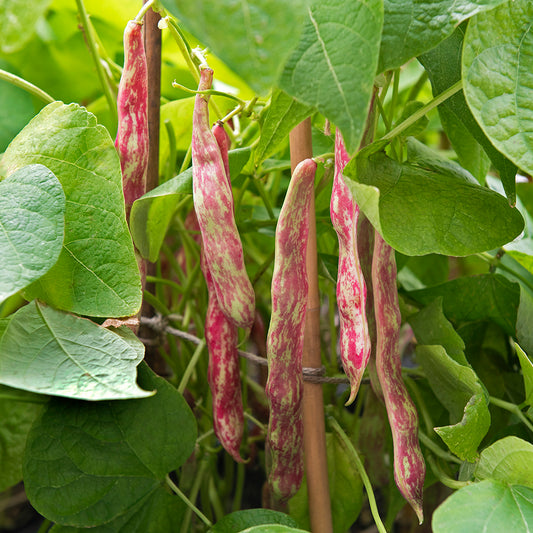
[290,119,333,533]
[140,4,164,371]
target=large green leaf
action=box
[0,0,52,53]
[0,102,142,317]
[418,24,517,201]
[0,59,36,151]
[0,300,152,400]
[0,164,65,303]
[408,274,520,337]
[343,150,524,256]
[255,89,313,165]
[131,147,251,262]
[463,0,533,178]
[210,510,299,533]
[49,490,186,533]
[432,480,533,533]
[408,298,467,365]
[380,0,508,72]
[0,385,48,492]
[416,345,490,461]
[289,432,363,533]
[24,363,196,527]
[279,0,383,154]
[158,0,307,95]
[476,436,533,488]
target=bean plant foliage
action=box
[0,0,532,532]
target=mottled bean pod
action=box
[372,231,425,523]
[266,158,317,502]
[115,20,148,221]
[192,68,255,329]
[330,130,371,405]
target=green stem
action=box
[328,417,388,533]
[490,396,533,433]
[75,0,117,128]
[143,290,171,316]
[164,16,200,83]
[134,0,156,23]
[178,339,206,394]
[426,456,469,490]
[145,275,184,294]
[382,80,463,142]
[171,82,246,105]
[232,461,246,512]
[253,178,275,219]
[0,394,48,403]
[244,411,266,433]
[208,475,225,522]
[164,118,177,181]
[36,519,52,533]
[0,68,54,104]
[166,474,213,529]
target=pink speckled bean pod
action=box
[372,231,425,523]
[330,129,371,405]
[115,20,148,221]
[192,68,255,329]
[201,249,245,463]
[265,158,317,502]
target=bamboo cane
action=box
[290,119,333,533]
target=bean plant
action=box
[0,0,532,532]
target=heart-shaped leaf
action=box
[0,102,142,317]
[24,363,196,527]
[0,300,152,400]
[0,164,65,303]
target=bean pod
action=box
[330,129,371,405]
[372,231,425,523]
[192,68,255,329]
[115,20,148,221]
[266,158,317,502]
[201,250,245,463]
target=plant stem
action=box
[243,411,266,432]
[166,474,213,528]
[328,417,387,533]
[381,80,462,142]
[178,339,206,394]
[163,16,200,83]
[75,0,117,129]
[490,396,533,433]
[36,519,51,533]
[135,0,156,23]
[426,455,469,490]
[0,68,54,104]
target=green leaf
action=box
[255,89,313,165]
[158,0,307,95]
[463,0,533,180]
[380,0,508,72]
[408,298,468,365]
[289,432,363,533]
[515,344,533,407]
[432,480,533,533]
[23,363,196,527]
[0,385,48,492]
[210,510,299,533]
[0,164,65,303]
[131,147,251,261]
[49,490,186,533]
[416,345,490,461]
[0,300,152,400]
[0,102,142,317]
[0,0,52,53]
[279,0,383,154]
[408,274,520,337]
[517,286,533,356]
[343,151,524,256]
[419,23,517,201]
[0,59,36,151]
[476,436,533,488]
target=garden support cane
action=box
[290,119,333,533]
